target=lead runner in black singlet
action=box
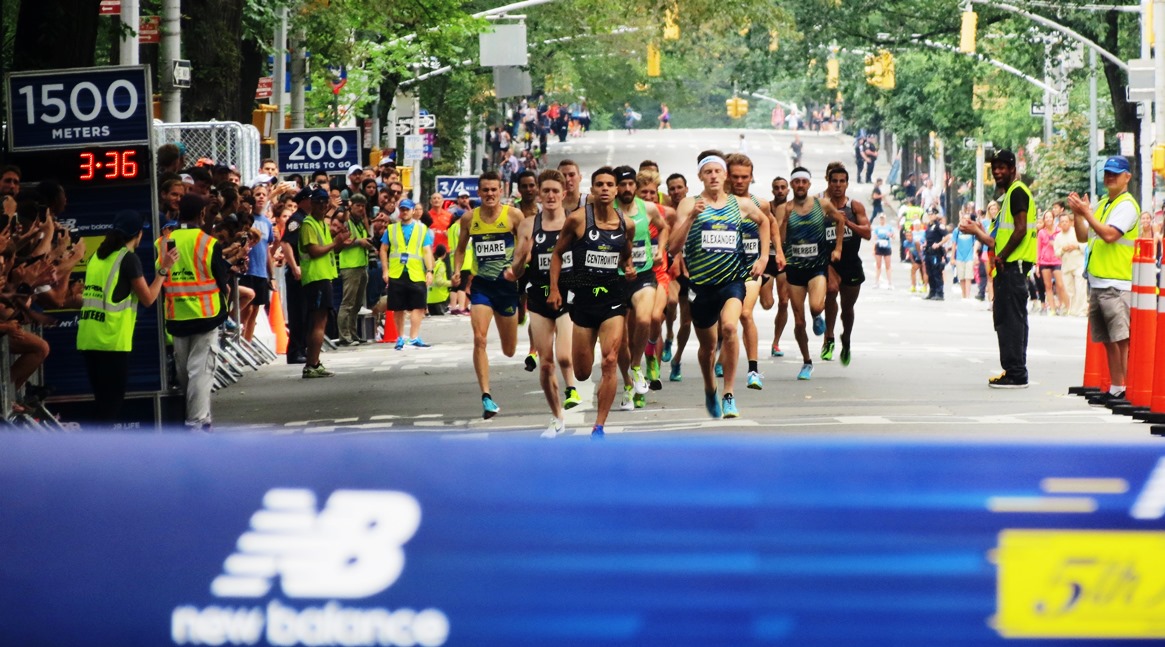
[821,163,870,367]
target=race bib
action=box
[701,229,738,253]
[876,239,891,249]
[825,227,852,242]
[561,250,573,269]
[537,253,552,271]
[474,238,506,259]
[585,250,619,270]
[791,243,818,258]
[743,238,760,256]
[632,242,648,265]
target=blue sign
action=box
[435,175,479,200]
[6,66,151,151]
[2,435,1164,645]
[276,128,360,174]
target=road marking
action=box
[966,358,984,364]
[1040,477,1129,494]
[986,496,1098,514]
[835,416,893,425]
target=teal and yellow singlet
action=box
[684,194,744,286]
[784,198,831,270]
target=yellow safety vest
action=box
[996,180,1037,263]
[299,215,339,284]
[164,228,221,321]
[77,248,137,352]
[387,221,429,281]
[1087,191,1140,282]
[338,218,370,270]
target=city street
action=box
[214,128,1152,441]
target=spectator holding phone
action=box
[77,210,179,424]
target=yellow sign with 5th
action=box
[995,530,1165,638]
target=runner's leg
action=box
[719,295,744,397]
[530,312,562,419]
[470,305,494,394]
[572,324,598,381]
[595,316,625,427]
[789,284,810,364]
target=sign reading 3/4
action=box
[276,128,360,174]
[6,66,151,151]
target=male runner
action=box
[820,164,870,366]
[514,169,540,371]
[558,159,587,213]
[612,165,669,410]
[725,154,780,390]
[453,171,524,418]
[773,167,845,380]
[636,169,676,391]
[505,169,581,437]
[662,172,691,379]
[548,167,636,437]
[765,176,791,357]
[668,151,771,418]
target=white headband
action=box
[698,155,727,170]
[790,170,811,181]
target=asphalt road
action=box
[214,128,1155,442]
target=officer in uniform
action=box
[279,187,313,364]
[923,208,950,301]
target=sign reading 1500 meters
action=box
[6,67,151,151]
[276,128,360,174]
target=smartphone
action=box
[167,240,177,252]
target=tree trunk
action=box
[237,36,265,124]
[1101,11,1138,145]
[13,0,101,71]
[182,0,246,122]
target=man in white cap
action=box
[344,165,364,199]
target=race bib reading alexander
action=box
[585,250,620,270]
[791,243,818,258]
[474,239,506,259]
[701,230,738,253]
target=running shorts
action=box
[469,276,520,317]
[784,265,828,288]
[525,282,569,320]
[831,256,866,286]
[570,283,626,329]
[690,280,746,329]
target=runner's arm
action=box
[505,216,535,281]
[451,211,471,287]
[849,200,872,240]
[667,197,696,253]
[622,217,638,279]
[822,202,846,257]
[548,212,581,308]
[647,203,669,260]
[742,200,770,274]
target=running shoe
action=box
[721,394,739,419]
[987,372,1029,389]
[619,385,635,411]
[409,337,431,348]
[715,362,724,378]
[669,361,683,382]
[820,339,835,361]
[812,314,826,336]
[771,345,784,357]
[646,355,662,390]
[394,336,406,351]
[633,393,646,409]
[524,351,538,372]
[797,363,814,381]
[704,390,722,418]
[302,364,335,379]
[541,417,566,439]
[482,395,500,419]
[747,371,763,390]
[591,424,605,438]
[662,339,673,363]
[563,386,581,409]
[840,345,852,367]
[631,366,649,395]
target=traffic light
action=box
[865,50,895,90]
[1153,145,1165,174]
[664,5,680,40]
[960,10,977,54]
[826,59,839,89]
[647,42,661,77]
[768,29,779,52]
[726,97,749,119]
[864,54,883,86]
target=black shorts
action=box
[451,269,471,293]
[690,280,745,329]
[239,274,270,307]
[624,271,657,306]
[764,254,784,277]
[784,265,828,288]
[569,283,626,329]
[874,243,893,257]
[831,256,866,286]
[303,279,334,312]
[526,282,569,320]
[387,276,427,311]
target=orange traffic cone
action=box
[1069,324,1111,396]
[1137,252,1165,424]
[378,310,399,343]
[269,289,289,355]
[1113,239,1157,415]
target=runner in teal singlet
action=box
[773,167,846,381]
[668,150,772,419]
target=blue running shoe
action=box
[747,371,763,390]
[669,361,683,382]
[662,339,673,363]
[482,395,500,419]
[714,362,724,378]
[771,344,784,357]
[797,363,814,381]
[591,424,605,438]
[812,314,826,336]
[722,394,739,419]
[409,337,431,348]
[705,390,721,418]
[394,336,406,351]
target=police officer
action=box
[165,194,230,429]
[77,210,178,424]
[923,208,950,301]
[280,187,313,364]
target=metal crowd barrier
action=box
[152,121,263,186]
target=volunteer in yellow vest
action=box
[427,244,452,314]
[77,210,178,424]
[299,187,350,378]
[165,194,230,430]
[1067,155,1140,403]
[336,195,375,346]
[452,170,525,419]
[379,198,434,350]
[958,149,1037,388]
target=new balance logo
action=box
[210,488,421,599]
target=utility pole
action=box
[290,27,306,129]
[1090,49,1098,200]
[975,142,986,211]
[160,0,180,122]
[1155,0,1165,204]
[272,8,288,136]
[1141,0,1154,208]
[119,0,139,65]
[412,92,422,203]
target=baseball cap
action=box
[379,158,396,167]
[293,186,314,202]
[614,165,637,183]
[348,165,363,176]
[990,149,1017,167]
[399,198,416,210]
[111,210,145,237]
[456,189,471,198]
[309,188,330,202]
[1103,155,1131,174]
